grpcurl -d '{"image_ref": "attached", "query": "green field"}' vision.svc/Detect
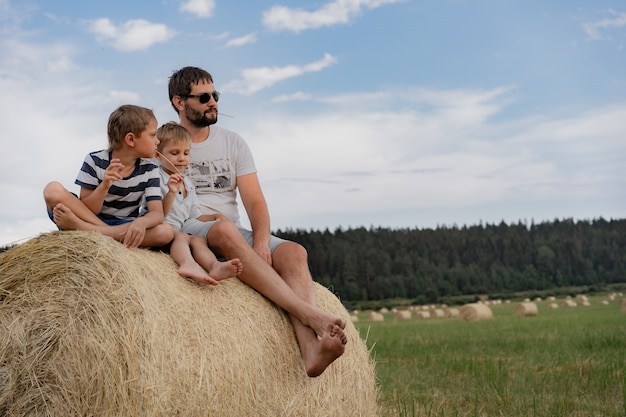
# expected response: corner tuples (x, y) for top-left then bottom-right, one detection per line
(353, 296), (626, 417)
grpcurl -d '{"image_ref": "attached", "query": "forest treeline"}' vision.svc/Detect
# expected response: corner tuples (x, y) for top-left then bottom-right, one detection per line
(275, 217), (626, 306)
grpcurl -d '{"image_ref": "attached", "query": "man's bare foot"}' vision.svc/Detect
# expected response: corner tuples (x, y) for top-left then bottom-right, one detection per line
(207, 258), (243, 281)
(52, 204), (85, 231)
(305, 309), (347, 341)
(303, 329), (347, 377)
(178, 262), (219, 286)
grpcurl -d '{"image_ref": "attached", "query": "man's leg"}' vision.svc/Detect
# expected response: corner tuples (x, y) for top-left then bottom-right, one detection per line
(206, 221), (347, 376)
(272, 242), (347, 377)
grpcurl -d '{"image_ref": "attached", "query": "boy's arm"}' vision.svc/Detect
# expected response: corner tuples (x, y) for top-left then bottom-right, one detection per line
(122, 200), (165, 248)
(79, 158), (124, 214)
(162, 173), (185, 216)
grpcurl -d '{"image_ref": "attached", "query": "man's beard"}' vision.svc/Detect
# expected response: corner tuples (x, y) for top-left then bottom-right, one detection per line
(185, 105), (217, 127)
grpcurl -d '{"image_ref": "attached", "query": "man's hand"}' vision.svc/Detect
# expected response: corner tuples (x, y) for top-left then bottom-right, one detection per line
(253, 241), (272, 265)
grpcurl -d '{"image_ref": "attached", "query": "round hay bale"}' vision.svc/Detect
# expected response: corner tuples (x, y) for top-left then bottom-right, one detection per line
(394, 310), (411, 321)
(514, 302), (538, 317)
(458, 303), (493, 322)
(560, 299), (577, 308)
(0, 231), (378, 417)
(414, 311), (430, 319)
(444, 308), (459, 318)
(367, 311), (384, 322)
(549, 303), (558, 309)
(432, 309), (445, 318)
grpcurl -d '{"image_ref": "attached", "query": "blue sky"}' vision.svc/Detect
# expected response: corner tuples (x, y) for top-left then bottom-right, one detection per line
(1, 0), (625, 246)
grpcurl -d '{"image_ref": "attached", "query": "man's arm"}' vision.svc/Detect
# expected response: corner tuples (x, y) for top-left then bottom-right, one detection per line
(238, 173), (273, 264)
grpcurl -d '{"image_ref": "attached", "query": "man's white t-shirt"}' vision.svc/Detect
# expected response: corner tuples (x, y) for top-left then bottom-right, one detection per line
(187, 125), (256, 227)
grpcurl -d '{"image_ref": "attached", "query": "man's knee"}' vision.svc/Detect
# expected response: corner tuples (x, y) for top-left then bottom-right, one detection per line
(206, 220), (245, 249)
(275, 241), (308, 265)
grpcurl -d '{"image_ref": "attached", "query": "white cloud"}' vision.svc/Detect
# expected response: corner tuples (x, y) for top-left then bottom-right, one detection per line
(223, 54), (337, 95)
(87, 18), (176, 51)
(109, 90), (141, 102)
(225, 32), (257, 48)
(180, 0), (215, 18)
(262, 0), (406, 32)
(237, 88), (626, 229)
(272, 92), (312, 103)
(582, 9), (626, 40)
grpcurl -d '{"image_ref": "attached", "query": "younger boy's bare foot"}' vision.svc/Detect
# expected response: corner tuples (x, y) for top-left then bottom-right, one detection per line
(208, 258), (243, 281)
(178, 262), (219, 286)
(303, 326), (347, 377)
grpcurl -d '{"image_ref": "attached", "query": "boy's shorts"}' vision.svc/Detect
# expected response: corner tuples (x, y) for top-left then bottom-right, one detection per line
(182, 218), (287, 252)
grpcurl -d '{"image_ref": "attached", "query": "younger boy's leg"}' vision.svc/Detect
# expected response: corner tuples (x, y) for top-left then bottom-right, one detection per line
(188, 235), (242, 281)
(170, 231), (219, 285)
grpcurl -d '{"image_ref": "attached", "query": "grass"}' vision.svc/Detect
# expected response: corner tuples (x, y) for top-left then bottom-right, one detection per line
(353, 296), (626, 417)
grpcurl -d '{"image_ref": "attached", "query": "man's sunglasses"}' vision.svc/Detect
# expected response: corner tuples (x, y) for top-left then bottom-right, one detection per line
(182, 91), (220, 104)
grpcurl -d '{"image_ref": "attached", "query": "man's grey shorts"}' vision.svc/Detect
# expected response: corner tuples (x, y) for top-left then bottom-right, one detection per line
(181, 218), (287, 252)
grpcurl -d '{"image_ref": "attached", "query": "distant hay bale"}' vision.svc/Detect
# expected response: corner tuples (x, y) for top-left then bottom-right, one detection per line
(458, 303), (493, 322)
(560, 299), (577, 308)
(0, 231), (378, 417)
(549, 303), (558, 309)
(379, 307), (389, 313)
(514, 302), (538, 317)
(350, 315), (359, 322)
(576, 294), (588, 302)
(547, 296), (556, 301)
(368, 312), (384, 322)
(444, 308), (459, 318)
(394, 310), (411, 321)
(432, 309), (445, 318)
(414, 311), (430, 319)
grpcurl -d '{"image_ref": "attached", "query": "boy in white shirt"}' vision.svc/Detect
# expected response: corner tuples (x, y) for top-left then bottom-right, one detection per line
(156, 122), (242, 285)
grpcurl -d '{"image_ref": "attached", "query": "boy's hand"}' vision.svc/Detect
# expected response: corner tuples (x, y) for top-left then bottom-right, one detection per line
(121, 219), (147, 248)
(167, 173), (185, 194)
(103, 159), (124, 187)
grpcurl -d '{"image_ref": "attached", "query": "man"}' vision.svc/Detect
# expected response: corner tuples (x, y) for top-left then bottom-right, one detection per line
(168, 66), (347, 377)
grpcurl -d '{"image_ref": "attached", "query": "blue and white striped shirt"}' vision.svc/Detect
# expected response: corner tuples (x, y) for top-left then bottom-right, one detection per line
(75, 150), (161, 222)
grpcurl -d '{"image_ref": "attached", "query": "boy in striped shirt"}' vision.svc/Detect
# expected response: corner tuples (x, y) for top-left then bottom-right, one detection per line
(43, 104), (173, 248)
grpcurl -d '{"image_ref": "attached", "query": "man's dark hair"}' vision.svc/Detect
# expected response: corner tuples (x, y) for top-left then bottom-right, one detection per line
(168, 66), (214, 112)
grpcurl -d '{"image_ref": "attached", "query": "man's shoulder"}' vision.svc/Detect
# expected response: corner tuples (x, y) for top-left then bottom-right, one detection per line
(211, 125), (244, 141)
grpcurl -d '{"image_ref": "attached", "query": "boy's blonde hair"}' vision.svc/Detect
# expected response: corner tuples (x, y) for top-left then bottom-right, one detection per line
(107, 105), (156, 150)
(157, 122), (192, 152)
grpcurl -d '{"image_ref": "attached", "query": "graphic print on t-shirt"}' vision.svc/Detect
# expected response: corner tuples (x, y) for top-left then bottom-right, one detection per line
(188, 158), (233, 193)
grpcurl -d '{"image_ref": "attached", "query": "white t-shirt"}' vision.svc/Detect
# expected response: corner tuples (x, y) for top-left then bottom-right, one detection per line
(187, 125), (256, 226)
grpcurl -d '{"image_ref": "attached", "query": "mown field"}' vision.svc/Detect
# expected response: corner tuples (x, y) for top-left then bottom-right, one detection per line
(353, 295), (626, 417)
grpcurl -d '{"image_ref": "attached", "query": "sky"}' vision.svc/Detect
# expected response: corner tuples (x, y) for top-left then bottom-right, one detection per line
(1, 0), (625, 246)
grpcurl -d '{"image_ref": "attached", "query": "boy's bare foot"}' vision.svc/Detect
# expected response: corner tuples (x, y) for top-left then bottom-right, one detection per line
(178, 262), (219, 286)
(52, 203), (86, 231)
(303, 326), (347, 377)
(208, 258), (243, 281)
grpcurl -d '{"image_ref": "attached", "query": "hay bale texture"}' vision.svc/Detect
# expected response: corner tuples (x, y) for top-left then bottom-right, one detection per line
(0, 231), (378, 417)
(458, 303), (493, 322)
(514, 302), (538, 317)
